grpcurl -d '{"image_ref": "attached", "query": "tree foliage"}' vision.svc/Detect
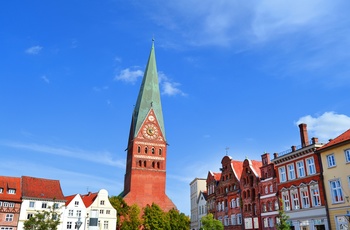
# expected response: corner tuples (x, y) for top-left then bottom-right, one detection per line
(143, 203), (170, 230)
(109, 196), (130, 230)
(276, 199), (290, 230)
(24, 204), (61, 230)
(167, 208), (190, 230)
(201, 213), (224, 230)
(121, 204), (142, 230)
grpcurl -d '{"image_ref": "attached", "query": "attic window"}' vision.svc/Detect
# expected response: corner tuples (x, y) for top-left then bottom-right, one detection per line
(8, 189), (16, 194)
(75, 201), (79, 206)
(100, 200), (105, 205)
(0, 188), (3, 193)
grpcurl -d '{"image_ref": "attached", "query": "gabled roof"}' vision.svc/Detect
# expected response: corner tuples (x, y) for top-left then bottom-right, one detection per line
(197, 190), (208, 203)
(80, 192), (98, 208)
(0, 176), (22, 202)
(132, 41), (165, 140)
(318, 129), (350, 151)
(21, 176), (65, 201)
(250, 160), (263, 177)
(231, 160), (243, 180)
(64, 194), (77, 206)
(213, 172), (221, 181)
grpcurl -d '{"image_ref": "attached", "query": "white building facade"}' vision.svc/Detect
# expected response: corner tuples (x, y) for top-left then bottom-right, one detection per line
(190, 178), (207, 230)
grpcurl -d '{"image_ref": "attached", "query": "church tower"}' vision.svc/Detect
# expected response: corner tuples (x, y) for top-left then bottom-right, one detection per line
(122, 41), (176, 211)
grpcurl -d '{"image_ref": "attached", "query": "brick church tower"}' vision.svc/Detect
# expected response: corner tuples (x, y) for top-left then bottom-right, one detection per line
(122, 41), (176, 211)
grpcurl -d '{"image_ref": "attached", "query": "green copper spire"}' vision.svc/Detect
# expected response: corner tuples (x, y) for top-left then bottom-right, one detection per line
(132, 41), (166, 140)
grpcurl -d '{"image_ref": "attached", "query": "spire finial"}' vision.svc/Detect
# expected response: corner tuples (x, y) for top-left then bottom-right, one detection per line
(225, 147), (230, 156)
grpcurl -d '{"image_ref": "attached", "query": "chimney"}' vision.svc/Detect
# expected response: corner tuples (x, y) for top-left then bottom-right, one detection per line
(299, 123), (309, 147)
(311, 137), (318, 144)
(291, 146), (296, 152)
(273, 153), (278, 159)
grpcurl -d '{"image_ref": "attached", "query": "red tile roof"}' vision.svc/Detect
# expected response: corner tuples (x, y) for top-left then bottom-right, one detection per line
(250, 160), (263, 177)
(0, 176), (22, 202)
(21, 176), (65, 201)
(318, 129), (350, 151)
(64, 194), (77, 206)
(213, 172), (221, 181)
(231, 160), (243, 180)
(80, 192), (98, 208)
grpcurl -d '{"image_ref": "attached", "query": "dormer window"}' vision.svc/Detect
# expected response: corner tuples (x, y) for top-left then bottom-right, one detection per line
(0, 188), (3, 193)
(8, 189), (16, 194)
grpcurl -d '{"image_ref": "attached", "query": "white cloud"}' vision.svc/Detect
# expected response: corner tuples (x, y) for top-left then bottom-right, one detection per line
(296, 112), (350, 141)
(25, 45), (43, 55)
(114, 68), (143, 84)
(158, 71), (186, 96)
(0, 141), (125, 168)
(41, 75), (50, 84)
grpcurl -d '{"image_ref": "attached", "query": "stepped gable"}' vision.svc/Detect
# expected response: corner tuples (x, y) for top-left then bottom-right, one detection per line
(21, 176), (65, 201)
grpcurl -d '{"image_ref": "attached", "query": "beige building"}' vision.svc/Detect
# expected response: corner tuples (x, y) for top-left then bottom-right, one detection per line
(190, 178), (207, 230)
(318, 129), (350, 230)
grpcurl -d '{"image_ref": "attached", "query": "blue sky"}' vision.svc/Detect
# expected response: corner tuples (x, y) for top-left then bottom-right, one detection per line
(1, 0), (350, 215)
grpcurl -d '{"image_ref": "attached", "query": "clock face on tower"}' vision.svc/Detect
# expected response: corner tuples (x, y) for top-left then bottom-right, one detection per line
(142, 124), (158, 139)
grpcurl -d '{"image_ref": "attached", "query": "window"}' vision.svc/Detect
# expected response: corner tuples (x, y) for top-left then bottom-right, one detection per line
(236, 198), (240, 208)
(29, 201), (35, 208)
(279, 167), (286, 182)
(291, 190), (300, 210)
(1, 228), (14, 230)
(327, 154), (336, 167)
(68, 210), (74, 216)
(0, 201), (2, 206)
(75, 201), (79, 206)
(76, 210), (81, 217)
(104, 221), (109, 229)
(265, 186), (268, 194)
(270, 185), (273, 193)
(27, 213), (34, 219)
(264, 218), (269, 228)
(100, 209), (104, 214)
(268, 201), (272, 211)
(5, 214), (14, 222)
(41, 203), (47, 208)
(306, 158), (316, 175)
(237, 214), (242, 225)
(9, 202), (14, 208)
(274, 200), (279, 210)
(106, 210), (111, 214)
(67, 221), (72, 229)
(287, 164), (296, 180)
(345, 149), (350, 163)
(231, 214), (236, 225)
(53, 203), (59, 209)
(100, 200), (105, 205)
(310, 185), (321, 206)
(0, 188), (3, 193)
(262, 203), (266, 212)
(300, 188), (310, 208)
(8, 189), (15, 194)
(269, 218), (274, 227)
(137, 146), (141, 153)
(282, 192), (290, 211)
(231, 199), (236, 208)
(296, 161), (305, 177)
(3, 202), (9, 207)
(330, 179), (344, 203)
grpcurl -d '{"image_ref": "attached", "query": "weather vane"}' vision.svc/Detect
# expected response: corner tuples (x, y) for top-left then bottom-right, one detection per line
(225, 147), (230, 156)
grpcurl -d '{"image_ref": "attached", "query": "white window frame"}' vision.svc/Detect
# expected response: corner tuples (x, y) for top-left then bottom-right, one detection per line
(29, 201), (35, 208)
(8, 189), (15, 194)
(0, 188), (3, 193)
(264, 218), (269, 228)
(306, 157), (316, 175)
(67, 221), (72, 229)
(330, 179), (344, 203)
(282, 191), (290, 211)
(296, 160), (305, 178)
(270, 184), (273, 193)
(68, 210), (73, 216)
(345, 149), (350, 163)
(300, 187), (310, 208)
(327, 154), (336, 168)
(291, 189), (300, 210)
(237, 213), (242, 225)
(5, 214), (14, 222)
(231, 214), (236, 225)
(310, 185), (321, 206)
(288, 164), (296, 180)
(279, 166), (287, 182)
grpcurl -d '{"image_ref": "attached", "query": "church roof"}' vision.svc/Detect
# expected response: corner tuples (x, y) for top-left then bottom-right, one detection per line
(132, 41), (165, 140)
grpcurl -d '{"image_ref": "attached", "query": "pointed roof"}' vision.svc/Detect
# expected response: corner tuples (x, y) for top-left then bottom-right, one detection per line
(132, 41), (165, 139)
(231, 160), (243, 180)
(0, 176), (22, 202)
(80, 192), (98, 208)
(318, 129), (350, 151)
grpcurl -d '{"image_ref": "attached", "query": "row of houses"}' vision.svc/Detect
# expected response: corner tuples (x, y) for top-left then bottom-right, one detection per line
(190, 124), (350, 230)
(0, 176), (116, 230)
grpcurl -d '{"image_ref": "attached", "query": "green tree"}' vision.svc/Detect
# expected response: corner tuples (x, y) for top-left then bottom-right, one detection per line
(276, 200), (290, 230)
(201, 213), (224, 230)
(121, 204), (142, 230)
(24, 203), (61, 230)
(167, 208), (190, 230)
(109, 196), (130, 230)
(142, 203), (170, 230)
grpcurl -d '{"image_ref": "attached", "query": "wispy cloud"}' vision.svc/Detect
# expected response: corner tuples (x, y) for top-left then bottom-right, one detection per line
(25, 45), (43, 55)
(41, 75), (50, 84)
(114, 67), (144, 84)
(158, 72), (186, 96)
(296, 112), (350, 141)
(0, 141), (125, 168)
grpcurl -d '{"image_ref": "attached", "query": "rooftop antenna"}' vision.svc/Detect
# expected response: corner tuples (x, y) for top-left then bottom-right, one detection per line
(225, 147), (230, 156)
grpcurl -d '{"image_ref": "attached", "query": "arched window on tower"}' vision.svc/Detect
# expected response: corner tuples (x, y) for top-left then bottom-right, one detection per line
(144, 161), (146, 167)
(157, 162), (160, 169)
(159, 148), (162, 155)
(138, 160), (142, 167)
(152, 147), (155, 154)
(137, 146), (141, 153)
(152, 162), (155, 168)
(145, 147), (148, 154)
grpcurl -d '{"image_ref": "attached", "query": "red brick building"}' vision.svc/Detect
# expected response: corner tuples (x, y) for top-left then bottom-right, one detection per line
(122, 42), (176, 211)
(259, 153), (279, 230)
(240, 158), (262, 229)
(215, 156), (243, 229)
(206, 171), (221, 216)
(0, 176), (21, 230)
(271, 124), (328, 230)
